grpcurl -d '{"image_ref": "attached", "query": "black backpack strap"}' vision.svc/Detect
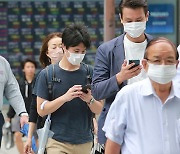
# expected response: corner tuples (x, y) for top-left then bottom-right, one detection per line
(45, 64), (55, 101)
(81, 63), (96, 141)
(81, 62), (92, 84)
(37, 65), (55, 129)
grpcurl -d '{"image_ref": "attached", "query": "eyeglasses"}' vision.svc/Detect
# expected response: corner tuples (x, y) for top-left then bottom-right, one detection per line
(146, 58), (176, 65)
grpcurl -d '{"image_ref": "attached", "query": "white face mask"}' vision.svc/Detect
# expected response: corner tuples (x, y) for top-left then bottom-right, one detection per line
(147, 63), (177, 84)
(66, 51), (85, 65)
(123, 21), (146, 38)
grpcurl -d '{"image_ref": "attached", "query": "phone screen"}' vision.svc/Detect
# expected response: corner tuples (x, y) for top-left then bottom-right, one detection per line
(129, 60), (140, 69)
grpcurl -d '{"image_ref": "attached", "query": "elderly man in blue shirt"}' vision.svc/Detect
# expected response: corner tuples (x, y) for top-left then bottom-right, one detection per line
(103, 37), (180, 154)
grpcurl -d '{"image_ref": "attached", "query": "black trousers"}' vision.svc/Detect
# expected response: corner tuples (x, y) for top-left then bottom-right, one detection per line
(0, 112), (5, 147)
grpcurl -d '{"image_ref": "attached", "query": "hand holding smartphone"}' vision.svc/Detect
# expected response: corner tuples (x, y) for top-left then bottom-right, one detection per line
(81, 84), (91, 94)
(128, 60), (140, 69)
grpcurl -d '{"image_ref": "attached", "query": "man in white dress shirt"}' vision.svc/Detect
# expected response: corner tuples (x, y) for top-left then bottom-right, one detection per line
(173, 45), (180, 84)
(103, 37), (180, 154)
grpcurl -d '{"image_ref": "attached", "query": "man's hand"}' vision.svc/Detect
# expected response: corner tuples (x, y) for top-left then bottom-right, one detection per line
(79, 89), (92, 103)
(62, 85), (83, 102)
(116, 60), (142, 84)
(20, 115), (28, 128)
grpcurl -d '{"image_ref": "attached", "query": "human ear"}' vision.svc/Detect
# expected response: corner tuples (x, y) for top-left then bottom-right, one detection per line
(119, 13), (123, 23)
(176, 60), (179, 68)
(61, 44), (68, 52)
(146, 11), (149, 21)
(142, 59), (148, 72)
(46, 50), (49, 56)
(62, 43), (65, 49)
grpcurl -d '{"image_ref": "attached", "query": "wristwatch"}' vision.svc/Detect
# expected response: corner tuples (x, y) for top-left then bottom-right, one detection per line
(88, 97), (95, 105)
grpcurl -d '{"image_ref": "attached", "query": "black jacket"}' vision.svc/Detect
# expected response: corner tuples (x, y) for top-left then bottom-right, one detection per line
(7, 76), (36, 118)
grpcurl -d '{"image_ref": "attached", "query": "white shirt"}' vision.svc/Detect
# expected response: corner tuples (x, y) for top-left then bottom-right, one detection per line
(173, 45), (180, 85)
(103, 78), (180, 154)
(124, 35), (147, 85)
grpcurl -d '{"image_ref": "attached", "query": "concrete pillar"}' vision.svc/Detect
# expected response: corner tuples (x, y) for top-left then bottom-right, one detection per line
(104, 0), (115, 42)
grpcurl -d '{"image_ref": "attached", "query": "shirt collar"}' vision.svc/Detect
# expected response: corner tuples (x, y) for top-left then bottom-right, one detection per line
(141, 78), (154, 96)
(141, 78), (180, 99)
(172, 81), (180, 99)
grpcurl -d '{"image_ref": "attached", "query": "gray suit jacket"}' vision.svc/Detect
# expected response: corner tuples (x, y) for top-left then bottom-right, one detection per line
(92, 33), (153, 144)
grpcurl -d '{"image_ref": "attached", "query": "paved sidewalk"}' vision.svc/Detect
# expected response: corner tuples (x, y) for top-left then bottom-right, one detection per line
(1, 105), (19, 154)
(1, 137), (19, 154)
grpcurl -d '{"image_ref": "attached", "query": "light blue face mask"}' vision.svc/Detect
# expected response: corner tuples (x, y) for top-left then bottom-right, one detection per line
(147, 63), (177, 84)
(66, 50), (85, 65)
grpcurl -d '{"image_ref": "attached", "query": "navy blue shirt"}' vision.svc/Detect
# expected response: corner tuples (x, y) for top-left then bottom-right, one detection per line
(29, 73), (41, 126)
(35, 63), (93, 144)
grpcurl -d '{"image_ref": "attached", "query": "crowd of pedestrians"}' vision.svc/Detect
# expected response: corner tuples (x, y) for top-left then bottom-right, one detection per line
(0, 0), (180, 154)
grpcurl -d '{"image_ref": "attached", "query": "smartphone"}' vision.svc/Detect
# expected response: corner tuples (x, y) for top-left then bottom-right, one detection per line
(81, 84), (91, 94)
(129, 60), (140, 69)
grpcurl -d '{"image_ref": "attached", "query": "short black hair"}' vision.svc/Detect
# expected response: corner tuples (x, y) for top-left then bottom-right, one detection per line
(119, 0), (148, 17)
(62, 23), (91, 49)
(21, 59), (37, 69)
(144, 37), (179, 60)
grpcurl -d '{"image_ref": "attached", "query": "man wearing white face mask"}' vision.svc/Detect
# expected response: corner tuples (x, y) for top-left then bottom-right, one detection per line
(92, 0), (153, 146)
(34, 23), (103, 154)
(123, 20), (146, 39)
(103, 37), (180, 154)
(66, 50), (85, 66)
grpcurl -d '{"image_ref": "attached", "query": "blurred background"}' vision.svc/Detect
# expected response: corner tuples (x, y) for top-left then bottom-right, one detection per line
(0, 0), (179, 79)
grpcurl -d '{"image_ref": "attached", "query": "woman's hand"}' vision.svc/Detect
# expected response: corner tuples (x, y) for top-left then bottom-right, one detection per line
(24, 138), (33, 154)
